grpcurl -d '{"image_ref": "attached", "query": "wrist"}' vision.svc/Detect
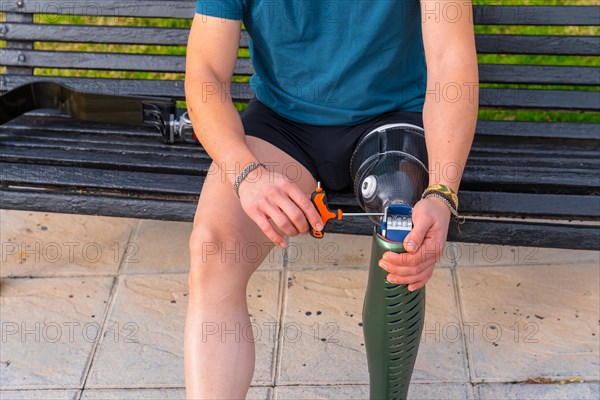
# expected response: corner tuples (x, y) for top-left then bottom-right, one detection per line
(218, 144), (260, 186)
(424, 195), (452, 218)
(234, 162), (267, 198)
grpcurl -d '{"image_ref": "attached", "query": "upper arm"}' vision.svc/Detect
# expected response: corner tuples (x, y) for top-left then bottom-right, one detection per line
(420, 0), (477, 71)
(185, 10), (242, 83)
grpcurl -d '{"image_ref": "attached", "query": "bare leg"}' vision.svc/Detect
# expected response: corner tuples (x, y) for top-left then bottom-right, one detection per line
(184, 136), (316, 400)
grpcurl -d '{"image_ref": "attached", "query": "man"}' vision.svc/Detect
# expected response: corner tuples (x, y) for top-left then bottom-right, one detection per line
(184, 1), (478, 398)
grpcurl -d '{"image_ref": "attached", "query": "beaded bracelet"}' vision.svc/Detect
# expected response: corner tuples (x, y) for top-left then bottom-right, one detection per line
(233, 162), (266, 199)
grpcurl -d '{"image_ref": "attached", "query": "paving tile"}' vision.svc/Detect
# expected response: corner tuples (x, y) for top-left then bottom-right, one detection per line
(248, 271), (282, 385)
(286, 233), (372, 269)
(278, 270), (368, 384)
(286, 233), (456, 270)
(274, 385), (369, 399)
(409, 383), (473, 399)
(278, 267), (466, 384)
(453, 241), (600, 268)
(87, 271), (280, 387)
(413, 268), (468, 382)
(121, 220), (192, 274)
(0, 210), (136, 278)
(279, 269), (373, 384)
(123, 219), (283, 274)
(457, 264), (600, 382)
(274, 383), (471, 400)
(437, 241), (459, 268)
(475, 382), (599, 400)
(0, 277), (114, 389)
(81, 386), (271, 399)
(0, 390), (80, 400)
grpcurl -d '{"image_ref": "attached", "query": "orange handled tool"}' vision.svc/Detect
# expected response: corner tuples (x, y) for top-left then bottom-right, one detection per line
(310, 182), (342, 238)
(310, 182), (383, 238)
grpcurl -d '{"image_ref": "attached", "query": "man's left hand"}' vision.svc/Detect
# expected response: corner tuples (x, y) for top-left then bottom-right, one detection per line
(378, 196), (451, 291)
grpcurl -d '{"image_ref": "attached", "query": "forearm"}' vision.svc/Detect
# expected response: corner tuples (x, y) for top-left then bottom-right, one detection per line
(422, 57), (479, 194)
(185, 69), (258, 185)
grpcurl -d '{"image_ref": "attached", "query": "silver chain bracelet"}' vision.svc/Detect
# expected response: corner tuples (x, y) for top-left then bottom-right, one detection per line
(233, 162), (266, 198)
(421, 191), (460, 220)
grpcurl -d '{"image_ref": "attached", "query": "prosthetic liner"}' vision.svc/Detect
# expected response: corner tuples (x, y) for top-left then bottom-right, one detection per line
(350, 123), (429, 400)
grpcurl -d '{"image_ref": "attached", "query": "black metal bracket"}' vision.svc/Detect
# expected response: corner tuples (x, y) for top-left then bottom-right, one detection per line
(0, 81), (195, 144)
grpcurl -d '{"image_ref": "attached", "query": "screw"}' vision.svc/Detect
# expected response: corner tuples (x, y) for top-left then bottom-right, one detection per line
(16, 0), (25, 9)
(18, 53), (26, 62)
(0, 26), (7, 36)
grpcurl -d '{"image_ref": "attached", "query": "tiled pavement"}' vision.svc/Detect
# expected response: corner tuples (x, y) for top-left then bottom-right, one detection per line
(1, 210), (599, 400)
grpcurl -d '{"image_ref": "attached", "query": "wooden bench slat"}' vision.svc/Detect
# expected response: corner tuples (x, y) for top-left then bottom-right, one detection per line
(0, 162), (202, 195)
(1, 75), (189, 98)
(0, 145), (212, 174)
(2, 163), (598, 221)
(3, 48), (598, 87)
(5, 4), (596, 26)
(459, 191), (600, 219)
(479, 88), (599, 111)
(1, 23), (192, 46)
(0, 49), (254, 74)
(4, 22), (595, 57)
(0, 132), (207, 159)
(2, 108), (598, 143)
(1, 146), (596, 192)
(0, 23), (251, 47)
(1, 189), (597, 250)
(476, 35), (600, 56)
(5, 137), (595, 178)
(473, 6), (599, 26)
(475, 120), (600, 141)
(2, 0), (196, 19)
(1, 49), (187, 73)
(3, 75), (598, 111)
(480, 65), (599, 86)
(2, 119), (597, 190)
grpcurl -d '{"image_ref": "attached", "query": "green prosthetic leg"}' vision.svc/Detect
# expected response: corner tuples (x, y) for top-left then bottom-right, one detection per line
(362, 232), (426, 400)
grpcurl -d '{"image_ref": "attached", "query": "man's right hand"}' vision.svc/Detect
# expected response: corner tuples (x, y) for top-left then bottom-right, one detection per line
(238, 166), (323, 248)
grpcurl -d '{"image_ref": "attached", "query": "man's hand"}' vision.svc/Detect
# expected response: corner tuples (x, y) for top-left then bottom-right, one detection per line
(378, 197), (451, 291)
(238, 166), (323, 248)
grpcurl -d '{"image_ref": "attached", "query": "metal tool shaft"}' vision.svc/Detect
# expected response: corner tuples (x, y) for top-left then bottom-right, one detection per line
(343, 213), (384, 217)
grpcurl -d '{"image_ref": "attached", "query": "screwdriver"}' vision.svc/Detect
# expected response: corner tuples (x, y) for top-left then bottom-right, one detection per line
(310, 182), (383, 238)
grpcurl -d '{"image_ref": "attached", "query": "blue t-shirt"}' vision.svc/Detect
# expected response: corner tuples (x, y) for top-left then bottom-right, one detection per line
(195, 0), (426, 126)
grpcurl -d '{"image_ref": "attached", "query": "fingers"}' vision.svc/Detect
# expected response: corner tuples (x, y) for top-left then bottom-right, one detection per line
(286, 183), (323, 232)
(263, 202), (300, 237)
(382, 238), (443, 267)
(379, 235), (446, 291)
(245, 180), (315, 245)
(254, 213), (287, 248)
(402, 216), (431, 254)
(277, 199), (310, 234)
(381, 260), (435, 286)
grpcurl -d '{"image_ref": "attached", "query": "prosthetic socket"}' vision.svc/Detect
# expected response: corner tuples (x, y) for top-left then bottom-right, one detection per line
(350, 123), (429, 400)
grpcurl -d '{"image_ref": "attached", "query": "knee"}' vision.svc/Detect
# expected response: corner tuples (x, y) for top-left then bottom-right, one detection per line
(187, 225), (259, 295)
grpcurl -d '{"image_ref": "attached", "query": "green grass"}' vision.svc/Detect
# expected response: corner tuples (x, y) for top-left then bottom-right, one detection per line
(1, 1), (598, 121)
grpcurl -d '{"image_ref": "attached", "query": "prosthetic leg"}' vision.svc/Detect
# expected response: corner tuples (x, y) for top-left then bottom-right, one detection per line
(350, 123), (429, 400)
(0, 81), (195, 143)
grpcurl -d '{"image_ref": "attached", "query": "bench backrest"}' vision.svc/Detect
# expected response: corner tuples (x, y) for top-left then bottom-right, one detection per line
(2, 2), (598, 116)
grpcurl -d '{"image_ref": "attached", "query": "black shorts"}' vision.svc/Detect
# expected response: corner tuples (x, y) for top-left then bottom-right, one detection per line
(241, 97), (423, 191)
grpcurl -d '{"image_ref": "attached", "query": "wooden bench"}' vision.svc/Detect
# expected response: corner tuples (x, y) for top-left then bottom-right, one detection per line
(1, 1), (599, 250)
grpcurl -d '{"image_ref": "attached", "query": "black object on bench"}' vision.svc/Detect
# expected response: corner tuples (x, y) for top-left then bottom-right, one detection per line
(1, 2), (599, 250)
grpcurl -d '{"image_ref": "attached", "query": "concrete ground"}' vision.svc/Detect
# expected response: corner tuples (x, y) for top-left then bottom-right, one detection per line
(1, 209), (599, 400)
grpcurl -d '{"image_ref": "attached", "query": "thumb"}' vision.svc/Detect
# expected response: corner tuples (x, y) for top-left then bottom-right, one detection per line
(403, 219), (429, 254)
